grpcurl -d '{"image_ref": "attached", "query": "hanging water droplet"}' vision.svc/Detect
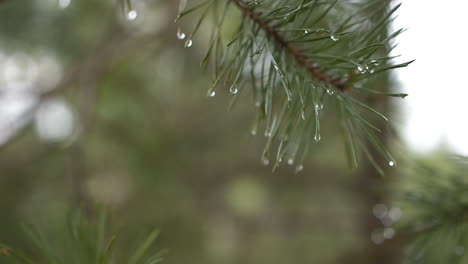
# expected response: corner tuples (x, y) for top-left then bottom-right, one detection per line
(177, 28), (186, 40)
(230, 84), (238, 94)
(127, 10), (138, 21)
(207, 90), (216, 97)
(262, 157), (270, 166)
(357, 64), (369, 74)
(370, 69), (375, 74)
(251, 128), (257, 136)
(314, 133), (321, 142)
(185, 39), (193, 48)
(326, 89), (334, 95)
(287, 158), (294, 165)
(389, 161), (395, 167)
(295, 164), (304, 173)
(330, 33), (339, 41)
(370, 59), (382, 66)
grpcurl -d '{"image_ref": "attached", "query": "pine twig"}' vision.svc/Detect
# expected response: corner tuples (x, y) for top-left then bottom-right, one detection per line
(231, 0), (351, 92)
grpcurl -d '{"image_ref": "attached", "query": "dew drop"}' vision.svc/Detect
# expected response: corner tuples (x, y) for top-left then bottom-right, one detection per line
(177, 28), (186, 40)
(287, 158), (294, 165)
(295, 164), (304, 173)
(262, 158), (270, 166)
(330, 33), (339, 41)
(185, 39), (193, 48)
(357, 65), (369, 74)
(251, 128), (257, 136)
(314, 133), (321, 142)
(389, 161), (395, 167)
(255, 101), (261, 108)
(315, 104), (323, 110)
(127, 10), (138, 21)
(326, 89), (334, 95)
(207, 90), (216, 97)
(370, 59), (382, 66)
(230, 85), (238, 94)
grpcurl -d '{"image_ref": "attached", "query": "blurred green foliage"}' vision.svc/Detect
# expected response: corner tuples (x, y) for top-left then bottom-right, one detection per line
(0, 0), (437, 264)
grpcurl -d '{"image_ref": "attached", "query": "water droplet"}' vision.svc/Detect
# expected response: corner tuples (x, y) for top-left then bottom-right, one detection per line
(304, 29), (311, 34)
(251, 128), (257, 136)
(383, 227), (395, 239)
(370, 69), (375, 74)
(230, 85), (238, 94)
(326, 89), (334, 95)
(370, 59), (382, 66)
(357, 65), (369, 74)
(127, 10), (138, 21)
(262, 157), (270, 166)
(185, 39), (193, 48)
(255, 101), (261, 108)
(314, 133), (321, 142)
(389, 161), (395, 167)
(177, 28), (186, 40)
(207, 90), (216, 97)
(287, 159), (294, 165)
(295, 164), (304, 173)
(315, 104), (323, 110)
(301, 110), (306, 120)
(330, 33), (339, 41)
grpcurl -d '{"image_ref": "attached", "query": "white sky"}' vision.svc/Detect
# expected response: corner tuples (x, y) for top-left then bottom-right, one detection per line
(393, 0), (468, 155)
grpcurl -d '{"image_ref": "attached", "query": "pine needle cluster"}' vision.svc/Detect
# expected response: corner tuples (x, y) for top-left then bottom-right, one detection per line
(176, 0), (413, 171)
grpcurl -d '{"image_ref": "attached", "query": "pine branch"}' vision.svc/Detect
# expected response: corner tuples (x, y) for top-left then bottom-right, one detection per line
(231, 0), (350, 92)
(176, 0), (412, 171)
(393, 157), (468, 264)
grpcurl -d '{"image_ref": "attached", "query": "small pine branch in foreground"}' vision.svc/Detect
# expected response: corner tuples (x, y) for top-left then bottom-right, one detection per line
(174, 0), (413, 171)
(0, 211), (166, 264)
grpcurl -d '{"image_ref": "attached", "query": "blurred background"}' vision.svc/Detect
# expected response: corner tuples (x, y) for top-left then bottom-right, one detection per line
(0, 0), (465, 264)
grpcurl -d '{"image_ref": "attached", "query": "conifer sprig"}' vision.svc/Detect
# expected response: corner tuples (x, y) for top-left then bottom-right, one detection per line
(396, 157), (468, 264)
(176, 0), (413, 171)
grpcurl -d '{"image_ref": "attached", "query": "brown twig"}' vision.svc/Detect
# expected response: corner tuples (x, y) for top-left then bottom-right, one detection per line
(231, 0), (351, 92)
